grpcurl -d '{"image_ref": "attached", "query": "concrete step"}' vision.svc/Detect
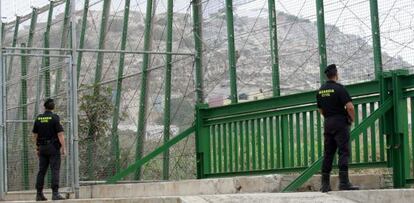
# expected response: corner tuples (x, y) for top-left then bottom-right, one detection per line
(3, 174), (388, 201)
(78, 174), (386, 199)
(6, 190), (414, 203)
(1, 192), (356, 203)
(4, 189), (73, 201)
(331, 189), (414, 203)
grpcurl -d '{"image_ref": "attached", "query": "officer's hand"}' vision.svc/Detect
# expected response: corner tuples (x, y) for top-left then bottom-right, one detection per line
(61, 148), (67, 157)
(36, 149), (39, 157)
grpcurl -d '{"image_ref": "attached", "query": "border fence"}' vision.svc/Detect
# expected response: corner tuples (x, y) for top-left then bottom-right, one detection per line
(1, 0), (414, 200)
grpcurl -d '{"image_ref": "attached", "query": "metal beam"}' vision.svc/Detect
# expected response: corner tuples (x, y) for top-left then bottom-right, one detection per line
(192, 0), (204, 103)
(202, 80), (379, 119)
(7, 17), (20, 81)
(27, 9), (38, 50)
(111, 0), (131, 175)
(93, 0), (111, 85)
(268, 0), (280, 96)
(55, 0), (71, 96)
(163, 0), (173, 180)
(225, 0), (238, 103)
(3, 47), (193, 55)
(315, 0), (327, 84)
(44, 1), (54, 98)
(76, 0), (89, 83)
(135, 0), (155, 180)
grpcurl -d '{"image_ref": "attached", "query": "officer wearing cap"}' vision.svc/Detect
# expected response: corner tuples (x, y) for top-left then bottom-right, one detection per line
(32, 99), (66, 201)
(316, 64), (359, 192)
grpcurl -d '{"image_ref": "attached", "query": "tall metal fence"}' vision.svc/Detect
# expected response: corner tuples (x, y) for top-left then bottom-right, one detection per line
(1, 0), (414, 195)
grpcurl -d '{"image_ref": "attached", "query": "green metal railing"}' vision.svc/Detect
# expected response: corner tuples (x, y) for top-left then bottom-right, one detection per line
(196, 82), (381, 178)
(195, 71), (414, 190)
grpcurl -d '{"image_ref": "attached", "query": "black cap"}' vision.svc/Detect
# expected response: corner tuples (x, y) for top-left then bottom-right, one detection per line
(44, 98), (55, 110)
(324, 64), (337, 76)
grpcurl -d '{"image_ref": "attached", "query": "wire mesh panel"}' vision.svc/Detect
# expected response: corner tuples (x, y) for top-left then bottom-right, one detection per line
(74, 0), (197, 182)
(2, 52), (73, 192)
(377, 0), (414, 73)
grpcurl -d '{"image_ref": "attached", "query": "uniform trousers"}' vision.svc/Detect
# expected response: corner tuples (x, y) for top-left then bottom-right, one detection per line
(35, 142), (61, 192)
(321, 116), (350, 174)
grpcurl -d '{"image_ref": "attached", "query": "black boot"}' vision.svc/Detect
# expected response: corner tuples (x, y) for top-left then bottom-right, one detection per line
(338, 171), (359, 190)
(320, 173), (331, 193)
(52, 191), (66, 200)
(36, 190), (47, 201)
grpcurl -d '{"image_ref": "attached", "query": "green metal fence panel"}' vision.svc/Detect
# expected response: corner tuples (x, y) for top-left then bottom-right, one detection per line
(362, 104), (369, 163)
(317, 112), (322, 158)
(245, 120), (250, 171)
(270, 117), (275, 169)
(355, 104), (361, 163)
(223, 123), (228, 172)
(257, 119), (262, 170)
(228, 122), (234, 172)
(370, 103), (377, 163)
(195, 78), (414, 178)
(295, 113), (301, 167)
(303, 112), (308, 166)
(239, 121), (245, 171)
(218, 124), (223, 172)
(310, 111), (315, 163)
(234, 122), (239, 172)
(289, 114), (294, 167)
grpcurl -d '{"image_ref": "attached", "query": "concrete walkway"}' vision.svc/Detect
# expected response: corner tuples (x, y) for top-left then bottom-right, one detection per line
(5, 190), (414, 203)
(2, 174), (396, 202)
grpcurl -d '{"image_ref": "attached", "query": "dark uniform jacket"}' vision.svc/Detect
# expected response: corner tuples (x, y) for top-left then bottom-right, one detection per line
(316, 80), (352, 119)
(32, 111), (64, 147)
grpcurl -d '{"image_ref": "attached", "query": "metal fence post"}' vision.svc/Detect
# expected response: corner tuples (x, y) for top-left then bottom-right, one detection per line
(369, 0), (383, 80)
(42, 1), (54, 98)
(76, 0), (89, 83)
(55, 0), (71, 96)
(192, 0), (204, 104)
(7, 17), (19, 81)
(225, 0), (238, 103)
(0, 59), (5, 201)
(163, 0), (173, 180)
(389, 70), (409, 188)
(111, 0), (131, 175)
(315, 0), (327, 84)
(135, 0), (155, 180)
(0, 3), (6, 198)
(19, 43), (29, 190)
(268, 0), (280, 97)
(69, 0), (80, 198)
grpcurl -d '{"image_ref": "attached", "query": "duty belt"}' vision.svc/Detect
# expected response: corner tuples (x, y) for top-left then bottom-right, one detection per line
(37, 139), (55, 145)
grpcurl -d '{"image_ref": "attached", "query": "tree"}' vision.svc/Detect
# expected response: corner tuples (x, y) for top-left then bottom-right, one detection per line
(78, 85), (114, 180)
